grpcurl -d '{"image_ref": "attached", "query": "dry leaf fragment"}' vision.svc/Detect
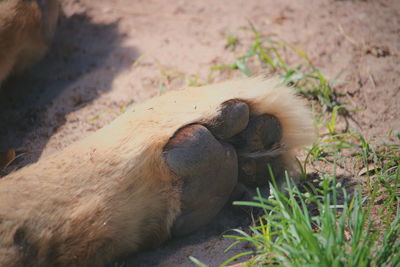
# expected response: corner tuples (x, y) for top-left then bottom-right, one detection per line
(358, 163), (381, 176)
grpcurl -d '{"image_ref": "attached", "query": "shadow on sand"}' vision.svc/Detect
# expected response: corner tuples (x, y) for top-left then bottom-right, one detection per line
(124, 205), (254, 267)
(0, 11), (138, 175)
(123, 173), (356, 266)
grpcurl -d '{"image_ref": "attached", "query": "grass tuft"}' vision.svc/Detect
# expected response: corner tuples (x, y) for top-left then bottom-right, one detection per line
(169, 23), (399, 267)
(222, 174), (399, 267)
(211, 23), (346, 113)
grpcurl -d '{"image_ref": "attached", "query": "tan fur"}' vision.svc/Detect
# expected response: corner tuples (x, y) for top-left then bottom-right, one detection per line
(0, 77), (315, 266)
(0, 0), (59, 84)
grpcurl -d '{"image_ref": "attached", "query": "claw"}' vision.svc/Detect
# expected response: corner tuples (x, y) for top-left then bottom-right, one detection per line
(238, 143), (287, 159)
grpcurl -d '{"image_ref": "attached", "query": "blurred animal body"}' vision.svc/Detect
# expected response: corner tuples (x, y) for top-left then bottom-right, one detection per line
(0, 0), (59, 84)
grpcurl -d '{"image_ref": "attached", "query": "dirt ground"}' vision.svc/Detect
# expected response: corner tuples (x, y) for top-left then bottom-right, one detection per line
(0, 0), (399, 266)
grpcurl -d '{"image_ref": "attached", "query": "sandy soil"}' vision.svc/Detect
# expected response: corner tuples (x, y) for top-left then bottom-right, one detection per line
(0, 0), (399, 266)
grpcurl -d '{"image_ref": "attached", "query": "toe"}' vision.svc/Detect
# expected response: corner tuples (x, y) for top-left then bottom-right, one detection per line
(232, 114), (282, 151)
(205, 99), (250, 140)
(230, 114), (285, 187)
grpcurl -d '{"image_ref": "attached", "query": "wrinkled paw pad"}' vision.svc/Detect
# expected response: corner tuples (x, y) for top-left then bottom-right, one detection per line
(163, 99), (284, 236)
